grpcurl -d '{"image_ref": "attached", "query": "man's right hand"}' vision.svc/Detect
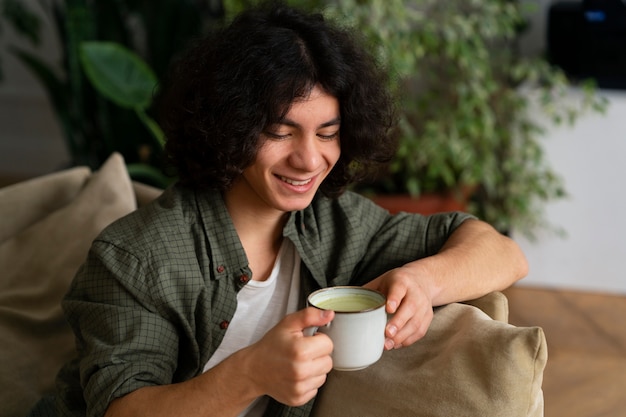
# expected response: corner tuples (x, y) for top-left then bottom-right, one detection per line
(243, 307), (335, 406)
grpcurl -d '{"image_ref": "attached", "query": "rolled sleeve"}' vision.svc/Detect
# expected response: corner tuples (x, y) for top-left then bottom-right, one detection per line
(351, 209), (475, 285)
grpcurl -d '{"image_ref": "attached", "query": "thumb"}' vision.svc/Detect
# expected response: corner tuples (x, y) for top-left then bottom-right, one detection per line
(283, 307), (334, 334)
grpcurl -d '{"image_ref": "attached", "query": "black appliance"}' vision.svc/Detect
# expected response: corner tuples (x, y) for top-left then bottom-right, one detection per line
(548, 0), (626, 89)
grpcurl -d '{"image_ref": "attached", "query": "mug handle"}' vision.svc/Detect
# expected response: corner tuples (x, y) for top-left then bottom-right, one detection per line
(302, 326), (318, 337)
(303, 322), (331, 337)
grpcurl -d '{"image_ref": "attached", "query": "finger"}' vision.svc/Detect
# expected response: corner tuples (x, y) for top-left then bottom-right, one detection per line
(384, 280), (408, 314)
(282, 307), (335, 334)
(288, 309), (335, 356)
(299, 331), (334, 359)
(391, 304), (433, 348)
(384, 291), (429, 348)
(307, 350), (334, 377)
(287, 373), (329, 407)
(385, 291), (417, 339)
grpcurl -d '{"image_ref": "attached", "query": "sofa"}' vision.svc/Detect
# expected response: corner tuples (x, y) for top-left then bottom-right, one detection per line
(0, 152), (547, 417)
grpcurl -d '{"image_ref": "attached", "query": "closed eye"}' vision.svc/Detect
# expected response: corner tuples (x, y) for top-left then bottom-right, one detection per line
(318, 131), (339, 140)
(263, 131), (291, 140)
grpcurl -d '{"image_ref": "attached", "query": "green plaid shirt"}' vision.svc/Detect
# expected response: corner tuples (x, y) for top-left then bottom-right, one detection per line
(54, 185), (472, 417)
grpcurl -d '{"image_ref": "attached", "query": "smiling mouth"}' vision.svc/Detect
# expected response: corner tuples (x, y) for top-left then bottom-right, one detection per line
(279, 175), (313, 186)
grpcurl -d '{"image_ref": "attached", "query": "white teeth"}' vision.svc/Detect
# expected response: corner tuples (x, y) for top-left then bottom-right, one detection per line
(280, 176), (311, 186)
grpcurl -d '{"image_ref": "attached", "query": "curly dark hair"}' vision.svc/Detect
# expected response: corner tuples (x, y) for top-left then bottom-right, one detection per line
(156, 1), (397, 197)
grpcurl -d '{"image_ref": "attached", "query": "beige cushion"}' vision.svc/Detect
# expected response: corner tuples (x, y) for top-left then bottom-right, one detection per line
(311, 301), (547, 417)
(0, 166), (91, 244)
(463, 290), (509, 323)
(0, 153), (138, 417)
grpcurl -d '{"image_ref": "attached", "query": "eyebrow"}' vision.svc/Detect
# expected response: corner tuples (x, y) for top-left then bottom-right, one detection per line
(277, 116), (341, 129)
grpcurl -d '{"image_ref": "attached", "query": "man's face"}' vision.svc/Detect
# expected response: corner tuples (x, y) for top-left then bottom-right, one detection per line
(229, 85), (341, 215)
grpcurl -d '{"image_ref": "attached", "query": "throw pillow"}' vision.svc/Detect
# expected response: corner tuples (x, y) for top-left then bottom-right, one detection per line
(0, 153), (136, 417)
(0, 166), (91, 244)
(311, 302), (547, 417)
(463, 291), (509, 323)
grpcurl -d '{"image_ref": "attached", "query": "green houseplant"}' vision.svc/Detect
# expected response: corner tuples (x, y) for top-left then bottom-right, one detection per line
(312, 0), (607, 236)
(78, 40), (165, 182)
(0, 0), (224, 186)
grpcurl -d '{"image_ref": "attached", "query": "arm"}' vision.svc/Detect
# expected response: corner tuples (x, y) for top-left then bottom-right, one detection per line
(364, 218), (528, 349)
(416, 218), (528, 305)
(105, 308), (335, 417)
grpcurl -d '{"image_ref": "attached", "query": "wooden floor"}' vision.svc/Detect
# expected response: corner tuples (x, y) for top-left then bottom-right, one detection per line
(503, 286), (626, 417)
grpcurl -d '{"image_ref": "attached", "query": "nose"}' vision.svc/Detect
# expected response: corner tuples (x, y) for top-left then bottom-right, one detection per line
(289, 135), (321, 171)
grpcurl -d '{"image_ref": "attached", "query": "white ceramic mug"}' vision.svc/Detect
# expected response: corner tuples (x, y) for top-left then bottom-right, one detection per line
(306, 286), (387, 371)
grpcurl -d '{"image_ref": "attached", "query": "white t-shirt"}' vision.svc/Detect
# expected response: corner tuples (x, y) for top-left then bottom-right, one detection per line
(203, 239), (301, 416)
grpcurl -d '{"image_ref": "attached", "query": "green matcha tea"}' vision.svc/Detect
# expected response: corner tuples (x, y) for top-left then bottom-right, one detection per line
(315, 294), (382, 312)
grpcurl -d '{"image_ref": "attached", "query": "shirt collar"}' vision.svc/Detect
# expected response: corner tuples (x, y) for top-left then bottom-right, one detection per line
(193, 187), (328, 288)
(283, 196), (328, 289)
(194, 189), (250, 281)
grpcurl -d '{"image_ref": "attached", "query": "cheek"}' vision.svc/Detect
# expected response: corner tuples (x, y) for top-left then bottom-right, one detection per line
(328, 142), (341, 167)
(250, 144), (280, 172)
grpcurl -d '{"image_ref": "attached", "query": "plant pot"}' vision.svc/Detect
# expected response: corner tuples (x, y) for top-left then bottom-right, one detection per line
(369, 190), (469, 216)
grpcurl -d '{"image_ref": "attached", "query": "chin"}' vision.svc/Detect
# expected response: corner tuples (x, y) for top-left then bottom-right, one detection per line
(276, 195), (316, 212)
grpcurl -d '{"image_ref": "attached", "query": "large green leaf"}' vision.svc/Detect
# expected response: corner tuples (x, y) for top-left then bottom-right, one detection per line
(79, 41), (158, 109)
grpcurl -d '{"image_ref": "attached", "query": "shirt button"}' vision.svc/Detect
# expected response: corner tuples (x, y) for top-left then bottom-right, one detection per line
(220, 320), (229, 330)
(216, 265), (225, 273)
(239, 274), (250, 284)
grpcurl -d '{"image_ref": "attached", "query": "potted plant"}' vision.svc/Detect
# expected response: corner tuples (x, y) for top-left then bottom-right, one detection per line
(314, 0), (607, 237)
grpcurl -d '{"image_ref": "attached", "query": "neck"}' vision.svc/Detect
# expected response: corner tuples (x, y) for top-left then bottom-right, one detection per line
(223, 187), (288, 281)
(224, 188), (288, 244)
(232, 209), (286, 251)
